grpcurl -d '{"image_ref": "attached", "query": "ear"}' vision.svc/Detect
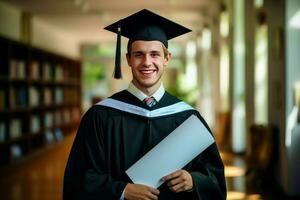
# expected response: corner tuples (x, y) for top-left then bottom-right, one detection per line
(126, 53), (131, 67)
(164, 52), (172, 66)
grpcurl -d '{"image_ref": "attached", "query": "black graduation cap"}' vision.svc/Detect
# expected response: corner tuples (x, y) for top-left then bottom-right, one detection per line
(104, 9), (191, 79)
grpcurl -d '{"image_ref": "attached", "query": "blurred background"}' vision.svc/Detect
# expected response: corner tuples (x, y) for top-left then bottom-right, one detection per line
(0, 0), (300, 199)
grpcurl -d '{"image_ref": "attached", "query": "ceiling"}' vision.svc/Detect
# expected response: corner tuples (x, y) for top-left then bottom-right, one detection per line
(4, 0), (220, 44)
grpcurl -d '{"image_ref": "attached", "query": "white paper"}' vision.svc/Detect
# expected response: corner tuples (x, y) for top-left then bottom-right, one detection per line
(125, 114), (215, 188)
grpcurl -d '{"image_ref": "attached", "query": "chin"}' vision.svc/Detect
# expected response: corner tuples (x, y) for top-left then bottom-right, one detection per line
(141, 82), (156, 88)
(138, 80), (157, 88)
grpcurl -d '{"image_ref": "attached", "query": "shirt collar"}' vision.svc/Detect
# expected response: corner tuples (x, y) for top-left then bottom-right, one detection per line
(127, 82), (165, 102)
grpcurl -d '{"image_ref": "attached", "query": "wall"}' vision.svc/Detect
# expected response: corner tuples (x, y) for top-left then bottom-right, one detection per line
(0, 1), (21, 41)
(32, 17), (79, 58)
(0, 1), (79, 58)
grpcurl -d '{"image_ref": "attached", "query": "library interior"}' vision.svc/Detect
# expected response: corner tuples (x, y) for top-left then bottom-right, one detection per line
(0, 0), (300, 200)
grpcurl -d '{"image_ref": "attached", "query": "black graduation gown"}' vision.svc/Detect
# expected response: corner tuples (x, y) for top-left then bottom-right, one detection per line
(63, 90), (226, 200)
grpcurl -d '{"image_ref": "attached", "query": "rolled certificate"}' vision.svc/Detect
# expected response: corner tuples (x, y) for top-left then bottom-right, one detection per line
(126, 114), (215, 188)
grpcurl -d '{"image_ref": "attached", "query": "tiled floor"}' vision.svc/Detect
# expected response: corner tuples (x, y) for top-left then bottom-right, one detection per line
(0, 133), (298, 200)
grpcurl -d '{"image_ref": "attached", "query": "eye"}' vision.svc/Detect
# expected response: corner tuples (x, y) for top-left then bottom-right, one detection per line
(151, 52), (161, 57)
(133, 52), (143, 57)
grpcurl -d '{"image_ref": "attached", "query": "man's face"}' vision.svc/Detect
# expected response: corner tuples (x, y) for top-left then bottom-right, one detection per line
(126, 40), (171, 92)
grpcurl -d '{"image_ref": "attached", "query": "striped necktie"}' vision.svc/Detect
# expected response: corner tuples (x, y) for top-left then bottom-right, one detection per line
(143, 97), (157, 107)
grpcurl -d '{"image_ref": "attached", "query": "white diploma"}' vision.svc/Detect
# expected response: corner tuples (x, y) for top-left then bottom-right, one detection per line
(125, 114), (215, 188)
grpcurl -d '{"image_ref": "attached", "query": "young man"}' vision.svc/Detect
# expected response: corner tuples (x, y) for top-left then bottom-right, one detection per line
(63, 9), (226, 200)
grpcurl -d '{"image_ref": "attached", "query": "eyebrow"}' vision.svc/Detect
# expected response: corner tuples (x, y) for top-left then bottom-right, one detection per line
(131, 50), (161, 55)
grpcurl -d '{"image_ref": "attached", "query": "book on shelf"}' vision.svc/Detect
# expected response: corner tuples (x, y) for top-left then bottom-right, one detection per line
(9, 59), (26, 79)
(45, 130), (55, 144)
(9, 87), (16, 109)
(10, 87), (28, 108)
(29, 86), (40, 107)
(0, 121), (6, 142)
(29, 61), (40, 80)
(17, 87), (27, 108)
(43, 62), (52, 80)
(54, 110), (62, 126)
(63, 109), (71, 124)
(10, 118), (22, 139)
(44, 112), (53, 128)
(18, 60), (26, 79)
(30, 115), (41, 134)
(44, 87), (52, 106)
(54, 87), (63, 104)
(10, 144), (23, 160)
(54, 65), (63, 81)
(54, 128), (64, 141)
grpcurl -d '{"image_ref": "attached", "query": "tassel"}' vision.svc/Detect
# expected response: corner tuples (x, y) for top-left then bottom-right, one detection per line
(114, 21), (122, 79)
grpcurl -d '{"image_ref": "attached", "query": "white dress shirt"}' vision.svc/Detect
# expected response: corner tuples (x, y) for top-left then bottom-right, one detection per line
(127, 82), (165, 102)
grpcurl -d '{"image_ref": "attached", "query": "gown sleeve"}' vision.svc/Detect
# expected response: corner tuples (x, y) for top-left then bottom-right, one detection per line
(63, 108), (127, 200)
(187, 113), (227, 200)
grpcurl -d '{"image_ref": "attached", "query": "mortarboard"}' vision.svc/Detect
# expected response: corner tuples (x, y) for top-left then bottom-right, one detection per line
(104, 9), (191, 79)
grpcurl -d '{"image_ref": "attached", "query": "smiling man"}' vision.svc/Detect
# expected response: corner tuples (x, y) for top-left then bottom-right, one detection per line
(63, 9), (226, 200)
(127, 40), (168, 96)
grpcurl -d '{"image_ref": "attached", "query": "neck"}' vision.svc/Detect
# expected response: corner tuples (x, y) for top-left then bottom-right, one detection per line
(133, 81), (161, 96)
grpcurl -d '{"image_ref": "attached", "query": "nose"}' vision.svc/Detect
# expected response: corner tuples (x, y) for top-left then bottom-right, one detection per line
(142, 54), (152, 67)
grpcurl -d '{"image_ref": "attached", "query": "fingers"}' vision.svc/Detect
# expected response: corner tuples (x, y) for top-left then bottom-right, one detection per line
(161, 170), (182, 182)
(147, 191), (159, 200)
(124, 183), (160, 200)
(143, 186), (160, 200)
(161, 170), (194, 193)
(166, 175), (183, 187)
(167, 178), (189, 193)
(169, 181), (193, 193)
(148, 187), (160, 196)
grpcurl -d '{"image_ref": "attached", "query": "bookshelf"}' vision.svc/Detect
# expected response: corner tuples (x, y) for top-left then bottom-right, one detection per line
(0, 36), (82, 167)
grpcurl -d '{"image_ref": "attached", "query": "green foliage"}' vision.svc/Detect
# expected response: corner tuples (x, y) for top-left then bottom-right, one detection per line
(83, 62), (105, 87)
(166, 81), (196, 107)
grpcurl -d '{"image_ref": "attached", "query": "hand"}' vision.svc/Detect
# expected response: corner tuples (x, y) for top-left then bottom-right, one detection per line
(124, 183), (160, 200)
(161, 169), (194, 193)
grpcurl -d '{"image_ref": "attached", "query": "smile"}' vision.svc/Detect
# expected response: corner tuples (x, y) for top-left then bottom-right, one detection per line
(140, 69), (156, 75)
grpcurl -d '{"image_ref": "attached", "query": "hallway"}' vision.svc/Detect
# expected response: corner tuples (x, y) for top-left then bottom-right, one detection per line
(1, 0), (300, 199)
(0, 133), (291, 200)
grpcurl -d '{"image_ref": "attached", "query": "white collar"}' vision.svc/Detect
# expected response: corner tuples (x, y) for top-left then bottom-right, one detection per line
(97, 98), (194, 118)
(127, 82), (165, 102)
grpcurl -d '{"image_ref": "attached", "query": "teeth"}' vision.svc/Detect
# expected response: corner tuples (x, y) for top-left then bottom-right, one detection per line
(141, 70), (155, 74)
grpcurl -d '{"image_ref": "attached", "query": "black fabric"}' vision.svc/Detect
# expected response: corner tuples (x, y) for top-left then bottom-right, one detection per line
(63, 90), (226, 200)
(113, 21), (122, 79)
(104, 9), (191, 48)
(128, 25), (168, 49)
